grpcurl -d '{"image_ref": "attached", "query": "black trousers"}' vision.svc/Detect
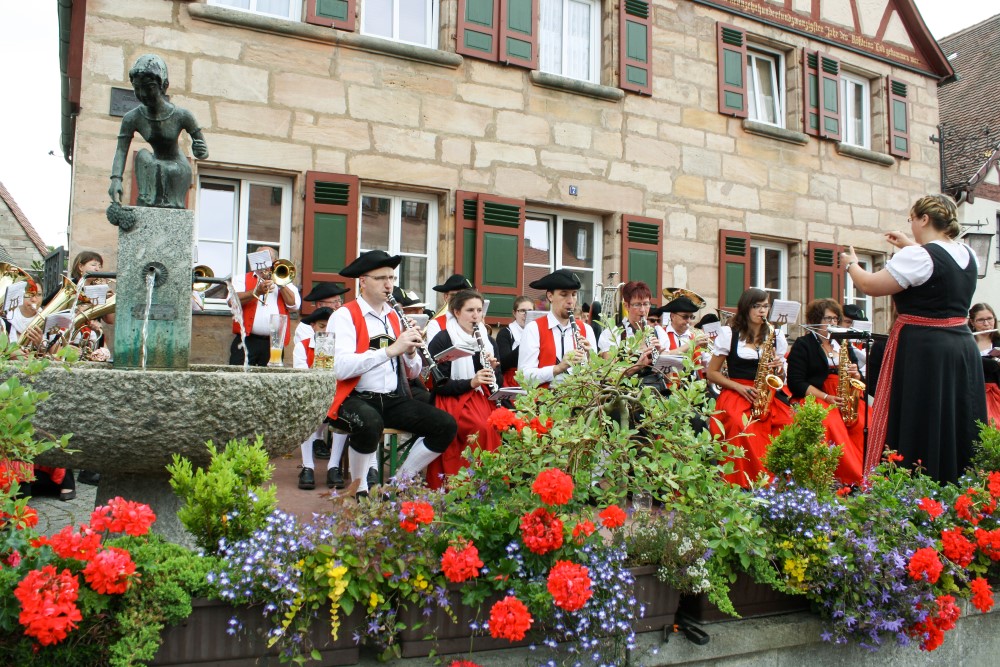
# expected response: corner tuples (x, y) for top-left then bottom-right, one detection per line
(229, 334), (270, 366)
(330, 391), (457, 455)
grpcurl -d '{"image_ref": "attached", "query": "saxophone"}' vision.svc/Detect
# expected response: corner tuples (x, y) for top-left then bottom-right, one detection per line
(836, 341), (866, 426)
(750, 322), (784, 419)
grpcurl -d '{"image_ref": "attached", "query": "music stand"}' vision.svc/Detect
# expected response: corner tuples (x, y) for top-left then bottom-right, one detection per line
(826, 328), (889, 469)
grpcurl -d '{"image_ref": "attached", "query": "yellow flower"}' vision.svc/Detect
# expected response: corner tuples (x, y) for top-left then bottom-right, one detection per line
(413, 574), (429, 591)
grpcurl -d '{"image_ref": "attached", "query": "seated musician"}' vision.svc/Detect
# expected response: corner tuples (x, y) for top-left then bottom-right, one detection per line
(518, 269), (596, 387)
(660, 294), (710, 358)
(496, 295), (533, 387)
(425, 274), (475, 342)
(230, 246), (301, 367)
(326, 250), (457, 498)
(7, 279), (43, 347)
(786, 299), (865, 485)
(597, 281), (660, 357)
(706, 288), (793, 487)
(293, 307), (340, 491)
(294, 282), (348, 345)
(426, 289), (502, 489)
(971, 303), (1000, 427)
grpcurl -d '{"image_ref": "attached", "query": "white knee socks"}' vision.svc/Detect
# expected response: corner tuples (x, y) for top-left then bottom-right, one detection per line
(398, 438), (439, 477)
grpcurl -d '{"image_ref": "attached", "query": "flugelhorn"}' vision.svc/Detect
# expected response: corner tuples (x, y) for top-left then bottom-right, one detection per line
(662, 287), (707, 309)
(192, 265), (215, 292)
(255, 259), (296, 305)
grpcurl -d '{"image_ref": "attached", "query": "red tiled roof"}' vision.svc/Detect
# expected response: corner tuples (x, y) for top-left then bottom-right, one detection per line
(0, 180), (49, 255)
(937, 13), (1000, 191)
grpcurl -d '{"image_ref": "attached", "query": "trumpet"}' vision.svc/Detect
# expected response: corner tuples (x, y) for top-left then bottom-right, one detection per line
(255, 259), (296, 305)
(192, 265), (215, 292)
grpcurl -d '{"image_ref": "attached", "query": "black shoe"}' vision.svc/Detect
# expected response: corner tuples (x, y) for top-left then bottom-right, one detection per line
(313, 439), (331, 460)
(298, 467), (316, 490)
(367, 466), (379, 488)
(77, 470), (101, 486)
(355, 490), (369, 502)
(326, 466), (345, 489)
(59, 489), (76, 502)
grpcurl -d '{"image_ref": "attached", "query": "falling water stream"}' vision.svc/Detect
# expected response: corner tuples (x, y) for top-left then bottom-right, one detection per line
(226, 279), (250, 372)
(140, 271), (155, 370)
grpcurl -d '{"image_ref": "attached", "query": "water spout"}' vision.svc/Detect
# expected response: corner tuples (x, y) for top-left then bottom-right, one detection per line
(140, 269), (156, 370)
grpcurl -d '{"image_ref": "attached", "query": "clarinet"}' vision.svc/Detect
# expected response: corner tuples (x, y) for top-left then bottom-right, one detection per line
(640, 321), (660, 366)
(567, 311), (587, 355)
(472, 323), (500, 399)
(386, 293), (448, 385)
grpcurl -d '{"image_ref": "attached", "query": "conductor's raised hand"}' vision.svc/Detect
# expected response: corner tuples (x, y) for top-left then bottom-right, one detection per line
(885, 231), (916, 249)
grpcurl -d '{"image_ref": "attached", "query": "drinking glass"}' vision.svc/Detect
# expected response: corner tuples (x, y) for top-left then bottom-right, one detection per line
(268, 314), (288, 367)
(314, 331), (335, 369)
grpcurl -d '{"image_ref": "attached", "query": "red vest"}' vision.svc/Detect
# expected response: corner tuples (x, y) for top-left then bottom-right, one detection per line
(535, 318), (558, 367)
(299, 339), (314, 368)
(326, 300), (402, 420)
(232, 272), (291, 345)
(434, 313), (447, 332)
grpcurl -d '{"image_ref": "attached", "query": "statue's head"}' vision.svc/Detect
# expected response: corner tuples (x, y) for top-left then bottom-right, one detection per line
(129, 54), (169, 91)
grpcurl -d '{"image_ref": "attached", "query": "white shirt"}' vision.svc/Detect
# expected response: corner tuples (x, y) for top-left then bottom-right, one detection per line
(597, 320), (657, 354)
(712, 325), (788, 360)
(518, 311), (598, 385)
(293, 321), (313, 346)
(661, 323), (694, 351)
(331, 296), (421, 393)
(885, 241), (976, 289)
(232, 273), (301, 336)
(293, 336), (314, 369)
(424, 310), (454, 342)
(8, 307), (35, 343)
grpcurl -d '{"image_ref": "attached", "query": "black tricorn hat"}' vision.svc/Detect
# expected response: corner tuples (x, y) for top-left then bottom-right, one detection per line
(661, 296), (700, 314)
(842, 304), (868, 321)
(433, 274), (474, 293)
(528, 268), (582, 291)
(339, 250), (401, 278)
(303, 282), (349, 302)
(694, 313), (720, 329)
(392, 286), (426, 308)
(301, 307), (333, 325)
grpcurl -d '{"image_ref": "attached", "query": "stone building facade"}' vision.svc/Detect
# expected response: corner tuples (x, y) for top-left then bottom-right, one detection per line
(0, 181), (48, 270)
(59, 0), (953, 363)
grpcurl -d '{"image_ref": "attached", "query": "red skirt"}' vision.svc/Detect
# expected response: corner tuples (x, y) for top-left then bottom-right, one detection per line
(710, 378), (793, 488)
(502, 367), (519, 388)
(790, 376), (866, 486)
(427, 389), (502, 489)
(986, 384), (1000, 428)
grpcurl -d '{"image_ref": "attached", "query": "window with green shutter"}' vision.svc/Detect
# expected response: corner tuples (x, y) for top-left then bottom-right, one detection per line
(887, 77), (910, 159)
(621, 215), (662, 293)
(803, 51), (841, 140)
(302, 172), (359, 308)
(716, 23), (748, 118)
(456, 0), (500, 61)
(619, 0), (652, 95)
(807, 241), (845, 303)
(718, 229), (751, 309)
(306, 0), (356, 31)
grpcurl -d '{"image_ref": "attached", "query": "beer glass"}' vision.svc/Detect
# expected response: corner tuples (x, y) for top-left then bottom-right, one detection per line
(268, 314), (288, 367)
(313, 331), (335, 369)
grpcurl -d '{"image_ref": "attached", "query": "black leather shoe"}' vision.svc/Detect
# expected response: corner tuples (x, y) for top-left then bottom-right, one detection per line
(313, 439), (331, 460)
(326, 466), (345, 489)
(298, 467), (316, 490)
(367, 466), (379, 488)
(77, 470), (101, 486)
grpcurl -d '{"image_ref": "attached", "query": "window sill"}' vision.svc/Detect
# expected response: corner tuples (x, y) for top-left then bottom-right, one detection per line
(529, 71), (624, 102)
(188, 4), (463, 69)
(741, 120), (809, 146)
(835, 142), (896, 167)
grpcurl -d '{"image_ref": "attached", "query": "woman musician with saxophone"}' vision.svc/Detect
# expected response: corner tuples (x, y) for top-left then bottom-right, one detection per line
(426, 289), (503, 489)
(706, 288), (793, 488)
(786, 299), (865, 485)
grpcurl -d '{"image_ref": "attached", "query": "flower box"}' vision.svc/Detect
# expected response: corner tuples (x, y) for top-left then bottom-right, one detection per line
(151, 598), (361, 666)
(630, 565), (682, 632)
(677, 572), (808, 624)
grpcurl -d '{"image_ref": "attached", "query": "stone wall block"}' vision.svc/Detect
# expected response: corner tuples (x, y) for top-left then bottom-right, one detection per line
(474, 142), (538, 169)
(663, 125), (706, 148)
(85, 42), (126, 81)
(423, 101), (493, 136)
(494, 167), (554, 200)
(607, 163), (673, 195)
(347, 85), (420, 126)
(681, 107), (729, 134)
(683, 146), (723, 178)
(91, 0), (173, 22)
(210, 134), (313, 171)
(349, 155), (459, 191)
(668, 211), (698, 239)
(553, 123), (593, 149)
(768, 167), (809, 194)
(592, 131), (624, 158)
(706, 181), (760, 210)
(496, 111), (551, 145)
(272, 73), (347, 115)
(191, 60), (268, 103)
(314, 149), (347, 174)
(144, 26), (243, 60)
(215, 103), (291, 138)
(673, 175), (706, 199)
(721, 154), (768, 187)
(291, 117), (371, 151)
(457, 83), (525, 110)
(625, 136), (681, 169)
(556, 178), (643, 212)
(240, 40), (334, 77)
(373, 127), (438, 160)
(840, 180), (873, 206)
(441, 138), (473, 165)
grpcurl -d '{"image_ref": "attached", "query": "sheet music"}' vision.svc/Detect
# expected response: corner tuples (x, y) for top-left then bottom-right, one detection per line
(3, 282), (25, 313)
(701, 321), (722, 339)
(408, 313), (429, 330)
(769, 300), (800, 325)
(526, 310), (548, 324)
(433, 345), (476, 363)
(246, 250), (272, 272)
(83, 284), (109, 306)
(851, 319), (873, 332)
(654, 354), (687, 371)
(489, 387), (527, 402)
(43, 312), (73, 334)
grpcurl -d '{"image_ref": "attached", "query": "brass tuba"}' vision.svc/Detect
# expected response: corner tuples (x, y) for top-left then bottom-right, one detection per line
(662, 287), (707, 309)
(19, 276), (81, 350)
(750, 321), (784, 419)
(62, 293), (116, 349)
(0, 262), (32, 297)
(836, 341), (866, 426)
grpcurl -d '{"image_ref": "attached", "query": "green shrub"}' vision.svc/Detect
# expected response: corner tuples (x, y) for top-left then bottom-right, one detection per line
(970, 420), (1000, 472)
(764, 397), (840, 495)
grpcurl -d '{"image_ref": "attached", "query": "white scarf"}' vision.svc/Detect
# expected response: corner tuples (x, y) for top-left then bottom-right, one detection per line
(508, 320), (525, 347)
(446, 318), (489, 390)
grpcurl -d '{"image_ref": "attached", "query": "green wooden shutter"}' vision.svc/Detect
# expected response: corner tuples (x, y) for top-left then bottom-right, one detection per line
(475, 194), (526, 320)
(499, 0), (538, 69)
(621, 215), (662, 293)
(803, 51), (842, 140)
(718, 229), (751, 309)
(803, 51), (820, 136)
(619, 0), (652, 95)
(807, 241), (843, 303)
(456, 0), (500, 62)
(302, 172), (359, 310)
(887, 77), (910, 159)
(716, 22), (748, 118)
(306, 0), (356, 31)
(454, 190), (479, 281)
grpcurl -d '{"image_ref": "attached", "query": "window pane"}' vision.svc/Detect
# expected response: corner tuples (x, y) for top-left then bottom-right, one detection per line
(524, 217), (552, 264)
(850, 81), (865, 146)
(246, 184), (282, 245)
(763, 248), (781, 292)
(565, 0), (592, 81)
(755, 57), (778, 124)
(255, 0), (291, 16)
(360, 196), (391, 251)
(399, 256), (427, 297)
(198, 241), (235, 281)
(750, 246), (759, 283)
(398, 0), (428, 45)
(573, 268), (594, 307)
(363, 0), (393, 37)
(214, 0), (251, 9)
(400, 200), (429, 254)
(561, 219), (593, 268)
(746, 59), (759, 121)
(539, 0), (563, 75)
(199, 181), (237, 239)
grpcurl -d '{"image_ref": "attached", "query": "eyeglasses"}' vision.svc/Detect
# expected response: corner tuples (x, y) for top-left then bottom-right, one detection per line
(628, 302), (651, 309)
(362, 274), (396, 283)
(514, 308), (530, 314)
(821, 316), (840, 324)
(974, 317), (996, 325)
(677, 314), (697, 320)
(751, 303), (770, 311)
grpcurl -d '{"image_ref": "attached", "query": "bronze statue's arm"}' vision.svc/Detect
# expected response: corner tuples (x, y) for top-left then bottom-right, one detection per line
(109, 116), (137, 204)
(182, 110), (209, 160)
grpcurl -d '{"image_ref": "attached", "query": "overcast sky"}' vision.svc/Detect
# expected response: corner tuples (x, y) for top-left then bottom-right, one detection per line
(0, 2), (996, 249)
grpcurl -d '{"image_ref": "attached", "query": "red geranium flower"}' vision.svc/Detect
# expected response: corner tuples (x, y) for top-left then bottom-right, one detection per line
(988, 472), (1000, 499)
(83, 547), (137, 595)
(531, 468), (574, 506)
(954, 493), (979, 525)
(450, 662), (483, 667)
(520, 507), (564, 555)
(440, 540), (484, 583)
(572, 520), (596, 542)
(974, 527), (1000, 561)
(488, 596), (533, 641)
(599, 505), (627, 529)
(971, 577), (995, 613)
(45, 525), (102, 562)
(547, 560), (593, 611)
(836, 486), (852, 497)
(4, 549), (22, 568)
(907, 547), (943, 584)
(528, 417), (554, 435)
(90, 497), (156, 536)
(886, 452), (904, 463)
(14, 565), (83, 646)
(940, 527), (975, 568)
(917, 497), (944, 519)
(399, 501), (434, 532)
(487, 407), (519, 431)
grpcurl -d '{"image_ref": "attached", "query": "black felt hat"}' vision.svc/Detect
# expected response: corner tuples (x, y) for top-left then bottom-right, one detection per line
(301, 307), (333, 325)
(303, 282), (349, 302)
(661, 296), (700, 313)
(339, 250), (401, 278)
(694, 313), (720, 329)
(528, 268), (582, 291)
(392, 286), (426, 308)
(433, 274), (474, 293)
(842, 304), (868, 321)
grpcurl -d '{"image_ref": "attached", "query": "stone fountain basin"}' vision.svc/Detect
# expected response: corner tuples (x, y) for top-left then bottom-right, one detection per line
(31, 363), (337, 473)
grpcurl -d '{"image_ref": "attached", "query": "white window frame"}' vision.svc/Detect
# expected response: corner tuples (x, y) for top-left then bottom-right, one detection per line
(360, 0), (439, 49)
(524, 207), (602, 305)
(749, 239), (788, 303)
(357, 189), (439, 302)
(208, 0), (301, 21)
(844, 252), (874, 317)
(840, 72), (871, 149)
(195, 170), (294, 310)
(746, 46), (785, 128)
(539, 0), (601, 84)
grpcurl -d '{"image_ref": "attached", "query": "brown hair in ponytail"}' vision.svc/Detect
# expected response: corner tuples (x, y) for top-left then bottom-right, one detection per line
(910, 194), (961, 239)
